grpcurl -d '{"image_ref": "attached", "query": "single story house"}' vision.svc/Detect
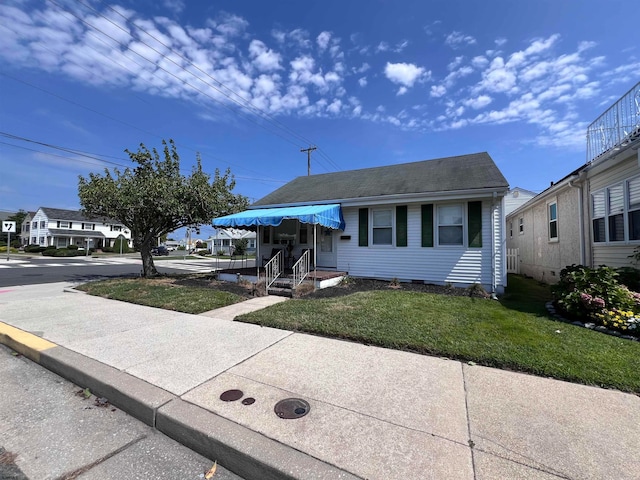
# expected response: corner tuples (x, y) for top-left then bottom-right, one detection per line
(25, 207), (132, 249)
(207, 228), (256, 255)
(504, 187), (537, 215)
(213, 152), (509, 294)
(506, 81), (640, 282)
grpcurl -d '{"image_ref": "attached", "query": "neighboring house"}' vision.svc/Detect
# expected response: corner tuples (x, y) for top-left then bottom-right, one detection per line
(27, 207), (132, 249)
(207, 229), (256, 255)
(214, 152), (509, 294)
(504, 187), (537, 215)
(506, 167), (585, 283)
(506, 81), (640, 282)
(20, 212), (35, 246)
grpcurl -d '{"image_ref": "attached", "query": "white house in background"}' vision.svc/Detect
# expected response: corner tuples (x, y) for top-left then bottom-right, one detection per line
(214, 152), (509, 294)
(504, 187), (537, 215)
(506, 81), (640, 282)
(26, 207), (132, 249)
(207, 228), (256, 255)
(506, 166), (585, 283)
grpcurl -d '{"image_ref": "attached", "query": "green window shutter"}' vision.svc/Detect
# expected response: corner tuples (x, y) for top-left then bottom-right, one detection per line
(396, 205), (407, 247)
(421, 204), (433, 247)
(358, 208), (368, 246)
(468, 201), (482, 248)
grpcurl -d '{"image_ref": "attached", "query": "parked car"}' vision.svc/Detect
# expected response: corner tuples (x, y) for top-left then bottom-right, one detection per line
(151, 246), (169, 256)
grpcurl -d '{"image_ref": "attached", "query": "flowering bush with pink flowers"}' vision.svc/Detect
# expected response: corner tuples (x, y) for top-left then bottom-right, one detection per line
(552, 265), (640, 336)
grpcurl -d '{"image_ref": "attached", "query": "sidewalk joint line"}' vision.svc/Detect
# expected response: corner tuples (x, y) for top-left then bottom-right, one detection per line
(461, 363), (478, 479)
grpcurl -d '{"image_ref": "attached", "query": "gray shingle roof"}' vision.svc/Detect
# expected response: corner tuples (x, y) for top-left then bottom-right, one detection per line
(253, 152), (508, 206)
(40, 207), (120, 224)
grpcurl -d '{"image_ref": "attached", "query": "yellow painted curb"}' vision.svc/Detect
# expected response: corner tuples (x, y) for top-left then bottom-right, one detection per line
(0, 322), (57, 362)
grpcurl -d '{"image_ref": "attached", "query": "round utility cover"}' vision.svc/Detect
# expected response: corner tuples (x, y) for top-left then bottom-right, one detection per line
(274, 398), (310, 419)
(242, 397), (256, 405)
(219, 389), (243, 402)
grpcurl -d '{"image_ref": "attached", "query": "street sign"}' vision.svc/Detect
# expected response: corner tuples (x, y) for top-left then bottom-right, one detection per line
(2, 221), (16, 233)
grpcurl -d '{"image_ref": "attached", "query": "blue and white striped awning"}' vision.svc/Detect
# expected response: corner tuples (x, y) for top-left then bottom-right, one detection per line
(212, 204), (345, 230)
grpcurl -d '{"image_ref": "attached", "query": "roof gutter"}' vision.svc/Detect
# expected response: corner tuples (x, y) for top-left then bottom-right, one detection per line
(250, 187), (510, 209)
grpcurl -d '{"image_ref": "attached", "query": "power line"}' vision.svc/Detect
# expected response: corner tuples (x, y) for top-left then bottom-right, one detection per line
(0, 73), (284, 183)
(50, 0), (337, 174)
(66, 0), (342, 173)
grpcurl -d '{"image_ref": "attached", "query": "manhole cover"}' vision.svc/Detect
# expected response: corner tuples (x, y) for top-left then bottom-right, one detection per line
(219, 389), (243, 402)
(274, 398), (310, 419)
(242, 397), (256, 405)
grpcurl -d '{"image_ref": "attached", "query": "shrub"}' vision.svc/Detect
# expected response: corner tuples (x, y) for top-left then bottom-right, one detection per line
(616, 266), (640, 291)
(233, 238), (248, 256)
(24, 244), (45, 253)
(67, 244), (79, 250)
(112, 237), (130, 253)
(552, 264), (637, 325)
(102, 246), (114, 253)
(217, 249), (226, 256)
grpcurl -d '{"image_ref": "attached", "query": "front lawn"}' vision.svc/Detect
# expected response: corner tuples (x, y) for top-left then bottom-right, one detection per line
(77, 276), (251, 314)
(237, 275), (640, 393)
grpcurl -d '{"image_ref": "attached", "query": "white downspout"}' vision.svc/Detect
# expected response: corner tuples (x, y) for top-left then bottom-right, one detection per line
(568, 179), (586, 265)
(256, 226), (260, 279)
(489, 192), (498, 298)
(313, 224), (317, 290)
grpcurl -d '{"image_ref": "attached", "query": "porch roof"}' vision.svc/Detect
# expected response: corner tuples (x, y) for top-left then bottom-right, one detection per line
(212, 204), (345, 230)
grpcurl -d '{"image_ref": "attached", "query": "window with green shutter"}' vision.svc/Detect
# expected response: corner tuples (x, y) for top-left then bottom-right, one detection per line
(358, 208), (368, 246)
(396, 205), (407, 247)
(468, 201), (482, 248)
(421, 204), (433, 247)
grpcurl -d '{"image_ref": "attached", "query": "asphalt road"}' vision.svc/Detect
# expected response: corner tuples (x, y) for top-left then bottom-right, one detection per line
(0, 344), (244, 480)
(0, 256), (255, 287)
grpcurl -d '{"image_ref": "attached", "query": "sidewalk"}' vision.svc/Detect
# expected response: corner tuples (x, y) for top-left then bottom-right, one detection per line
(1, 282), (639, 479)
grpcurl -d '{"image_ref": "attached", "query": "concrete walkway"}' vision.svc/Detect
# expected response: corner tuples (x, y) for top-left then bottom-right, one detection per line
(1, 282), (639, 479)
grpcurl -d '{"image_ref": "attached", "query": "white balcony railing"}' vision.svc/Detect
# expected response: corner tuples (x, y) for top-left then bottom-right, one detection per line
(264, 250), (282, 293)
(292, 249), (311, 289)
(587, 81), (640, 163)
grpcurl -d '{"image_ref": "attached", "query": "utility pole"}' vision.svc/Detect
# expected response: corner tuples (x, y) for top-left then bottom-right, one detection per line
(300, 146), (317, 176)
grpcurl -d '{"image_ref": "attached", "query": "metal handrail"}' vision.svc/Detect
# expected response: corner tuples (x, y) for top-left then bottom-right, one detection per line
(292, 249), (310, 288)
(265, 250), (282, 293)
(586, 81), (640, 163)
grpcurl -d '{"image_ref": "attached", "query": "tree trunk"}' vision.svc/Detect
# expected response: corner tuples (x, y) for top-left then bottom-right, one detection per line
(139, 241), (158, 277)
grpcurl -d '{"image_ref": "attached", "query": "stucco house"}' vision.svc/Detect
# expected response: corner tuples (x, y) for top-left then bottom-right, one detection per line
(506, 81), (640, 282)
(214, 152), (509, 295)
(26, 207), (132, 250)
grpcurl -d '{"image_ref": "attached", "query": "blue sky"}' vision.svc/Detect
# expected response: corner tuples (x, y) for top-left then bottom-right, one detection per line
(1, 0), (638, 240)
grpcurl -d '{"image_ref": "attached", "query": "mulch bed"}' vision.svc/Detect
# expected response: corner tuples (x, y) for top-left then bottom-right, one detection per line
(155, 273), (487, 299)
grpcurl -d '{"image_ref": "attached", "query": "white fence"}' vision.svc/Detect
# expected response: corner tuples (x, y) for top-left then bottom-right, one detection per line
(506, 248), (520, 274)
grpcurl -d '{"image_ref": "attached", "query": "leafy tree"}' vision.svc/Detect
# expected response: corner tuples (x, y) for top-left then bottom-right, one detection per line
(78, 140), (248, 276)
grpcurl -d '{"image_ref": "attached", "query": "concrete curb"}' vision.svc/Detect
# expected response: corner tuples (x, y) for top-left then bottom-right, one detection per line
(40, 347), (176, 427)
(0, 323), (360, 480)
(157, 399), (361, 480)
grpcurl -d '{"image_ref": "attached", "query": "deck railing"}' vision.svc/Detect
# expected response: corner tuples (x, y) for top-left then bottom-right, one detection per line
(264, 250), (282, 293)
(292, 249), (310, 289)
(586, 81), (640, 163)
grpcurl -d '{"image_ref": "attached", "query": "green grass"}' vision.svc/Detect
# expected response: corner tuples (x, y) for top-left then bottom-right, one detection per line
(237, 275), (640, 393)
(76, 277), (247, 314)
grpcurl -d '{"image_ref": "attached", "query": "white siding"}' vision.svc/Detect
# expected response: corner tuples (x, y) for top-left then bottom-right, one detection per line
(337, 201), (498, 291)
(589, 150), (640, 268)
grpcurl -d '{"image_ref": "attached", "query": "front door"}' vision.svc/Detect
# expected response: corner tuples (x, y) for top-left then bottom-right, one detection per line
(316, 227), (337, 268)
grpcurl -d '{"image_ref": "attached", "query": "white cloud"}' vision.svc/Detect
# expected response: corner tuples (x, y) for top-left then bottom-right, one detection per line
(384, 62), (428, 87)
(495, 37), (507, 47)
(376, 41), (389, 53)
(162, 0), (185, 14)
(317, 31), (331, 51)
(476, 57), (517, 93)
(445, 31), (477, 49)
(463, 95), (493, 109)
(430, 85), (446, 97)
(358, 77), (367, 87)
(397, 86), (408, 96)
(327, 98), (342, 114)
(248, 39), (282, 71)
